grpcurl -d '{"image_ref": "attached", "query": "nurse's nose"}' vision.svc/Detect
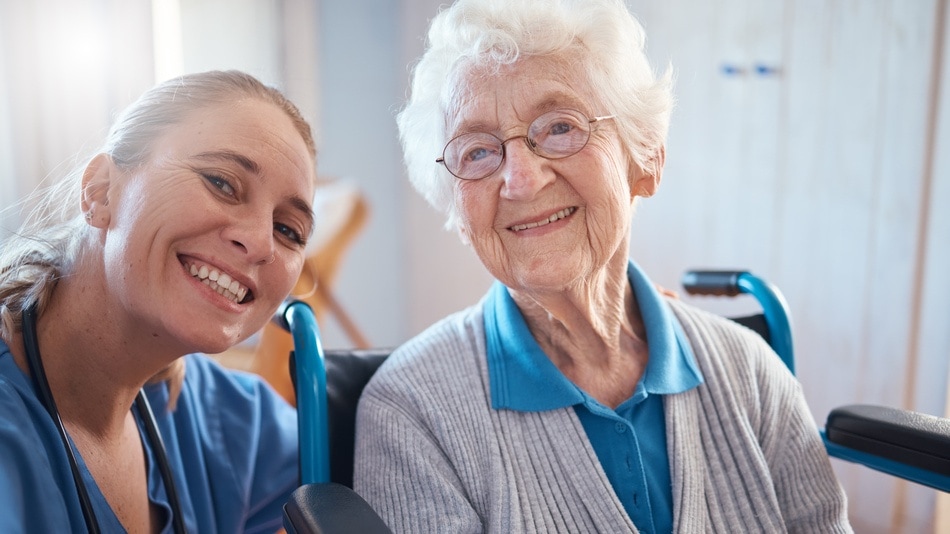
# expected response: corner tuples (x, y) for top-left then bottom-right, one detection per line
(224, 211), (277, 265)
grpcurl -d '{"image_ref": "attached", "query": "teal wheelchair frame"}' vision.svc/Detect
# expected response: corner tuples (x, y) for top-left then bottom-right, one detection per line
(681, 270), (950, 493)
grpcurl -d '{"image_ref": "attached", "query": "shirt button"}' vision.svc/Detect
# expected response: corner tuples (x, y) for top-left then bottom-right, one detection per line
(615, 422), (626, 433)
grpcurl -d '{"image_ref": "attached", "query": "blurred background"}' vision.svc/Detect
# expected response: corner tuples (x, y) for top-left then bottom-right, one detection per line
(1, 0), (948, 531)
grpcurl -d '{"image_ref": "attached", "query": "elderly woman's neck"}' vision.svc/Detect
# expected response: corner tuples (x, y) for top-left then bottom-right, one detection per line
(509, 259), (649, 406)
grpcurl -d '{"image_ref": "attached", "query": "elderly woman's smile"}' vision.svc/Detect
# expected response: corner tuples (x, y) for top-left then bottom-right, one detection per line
(507, 206), (576, 232)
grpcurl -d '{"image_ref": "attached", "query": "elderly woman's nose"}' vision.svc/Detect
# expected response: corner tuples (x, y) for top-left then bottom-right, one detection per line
(500, 140), (552, 200)
(223, 212), (277, 264)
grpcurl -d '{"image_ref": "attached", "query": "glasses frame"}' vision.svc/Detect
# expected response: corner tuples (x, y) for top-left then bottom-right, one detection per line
(436, 109), (615, 181)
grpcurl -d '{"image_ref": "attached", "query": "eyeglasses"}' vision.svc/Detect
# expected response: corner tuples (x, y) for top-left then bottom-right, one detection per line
(436, 109), (615, 180)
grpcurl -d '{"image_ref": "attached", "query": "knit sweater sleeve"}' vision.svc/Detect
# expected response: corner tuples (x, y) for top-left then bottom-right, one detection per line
(352, 309), (491, 534)
(754, 346), (853, 533)
(354, 384), (483, 532)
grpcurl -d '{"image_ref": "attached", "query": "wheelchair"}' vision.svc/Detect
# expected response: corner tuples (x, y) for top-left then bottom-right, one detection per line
(275, 270), (950, 533)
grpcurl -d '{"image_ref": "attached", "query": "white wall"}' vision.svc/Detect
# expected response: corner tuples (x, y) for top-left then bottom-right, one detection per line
(311, 1), (410, 349)
(313, 0), (493, 350)
(622, 1), (947, 530)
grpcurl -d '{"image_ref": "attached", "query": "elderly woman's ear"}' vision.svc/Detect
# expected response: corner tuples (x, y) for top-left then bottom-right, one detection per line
(630, 146), (666, 199)
(457, 224), (472, 246)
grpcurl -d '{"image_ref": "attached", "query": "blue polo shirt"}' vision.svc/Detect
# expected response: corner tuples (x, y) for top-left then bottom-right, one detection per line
(484, 261), (703, 533)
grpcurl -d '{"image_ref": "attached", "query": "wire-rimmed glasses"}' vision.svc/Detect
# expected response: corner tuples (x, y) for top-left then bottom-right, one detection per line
(436, 109), (615, 180)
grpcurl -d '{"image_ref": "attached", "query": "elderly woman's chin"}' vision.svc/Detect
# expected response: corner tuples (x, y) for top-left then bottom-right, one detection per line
(493, 255), (600, 294)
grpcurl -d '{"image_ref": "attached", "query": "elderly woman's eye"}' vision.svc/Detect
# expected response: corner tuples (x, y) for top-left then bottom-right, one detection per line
(465, 146), (492, 162)
(203, 173), (236, 196)
(548, 121), (574, 136)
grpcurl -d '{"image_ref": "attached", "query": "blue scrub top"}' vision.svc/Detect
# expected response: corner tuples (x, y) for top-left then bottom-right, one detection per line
(0, 342), (299, 533)
(484, 260), (703, 533)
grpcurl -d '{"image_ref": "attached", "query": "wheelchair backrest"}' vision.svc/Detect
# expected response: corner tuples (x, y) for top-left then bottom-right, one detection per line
(324, 348), (391, 488)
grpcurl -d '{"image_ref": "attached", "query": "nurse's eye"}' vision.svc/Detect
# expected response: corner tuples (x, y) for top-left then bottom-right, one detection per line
(275, 222), (307, 247)
(203, 173), (236, 197)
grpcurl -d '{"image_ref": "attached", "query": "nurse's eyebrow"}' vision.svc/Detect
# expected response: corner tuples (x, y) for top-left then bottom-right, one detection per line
(195, 149), (315, 235)
(194, 150), (261, 175)
(289, 195), (315, 237)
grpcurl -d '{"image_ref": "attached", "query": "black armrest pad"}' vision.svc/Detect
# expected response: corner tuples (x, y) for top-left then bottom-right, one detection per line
(825, 404), (950, 476)
(283, 483), (392, 534)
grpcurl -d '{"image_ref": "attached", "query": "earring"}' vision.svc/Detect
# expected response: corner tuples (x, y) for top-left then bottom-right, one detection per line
(84, 211), (93, 222)
(290, 264), (319, 299)
(292, 275), (319, 300)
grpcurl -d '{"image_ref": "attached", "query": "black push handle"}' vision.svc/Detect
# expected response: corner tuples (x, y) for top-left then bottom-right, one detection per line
(681, 270), (750, 297)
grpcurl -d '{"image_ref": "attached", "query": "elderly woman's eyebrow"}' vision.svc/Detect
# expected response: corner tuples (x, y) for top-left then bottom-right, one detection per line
(534, 93), (585, 113)
(452, 93), (588, 133)
(193, 150), (261, 174)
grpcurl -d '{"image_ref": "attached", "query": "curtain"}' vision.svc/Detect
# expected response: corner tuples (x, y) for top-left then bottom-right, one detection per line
(0, 0), (155, 235)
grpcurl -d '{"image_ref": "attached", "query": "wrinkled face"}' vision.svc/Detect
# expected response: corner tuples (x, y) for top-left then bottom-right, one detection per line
(97, 99), (316, 354)
(447, 55), (650, 293)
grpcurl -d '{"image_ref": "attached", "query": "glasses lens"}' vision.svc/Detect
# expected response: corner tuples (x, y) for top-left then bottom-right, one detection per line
(443, 132), (503, 180)
(529, 110), (591, 159)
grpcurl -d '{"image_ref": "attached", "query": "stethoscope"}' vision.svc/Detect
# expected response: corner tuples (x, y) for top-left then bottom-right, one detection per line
(22, 304), (187, 534)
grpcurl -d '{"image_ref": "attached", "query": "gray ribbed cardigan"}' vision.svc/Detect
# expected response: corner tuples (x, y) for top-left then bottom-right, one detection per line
(354, 298), (852, 533)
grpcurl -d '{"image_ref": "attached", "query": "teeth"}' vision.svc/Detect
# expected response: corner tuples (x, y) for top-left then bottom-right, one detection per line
(186, 262), (250, 303)
(510, 207), (576, 232)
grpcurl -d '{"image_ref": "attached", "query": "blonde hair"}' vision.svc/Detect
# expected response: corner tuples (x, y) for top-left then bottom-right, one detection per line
(0, 70), (316, 407)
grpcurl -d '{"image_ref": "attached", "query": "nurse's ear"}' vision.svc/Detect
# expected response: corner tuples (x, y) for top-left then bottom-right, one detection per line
(80, 153), (118, 228)
(630, 146), (665, 199)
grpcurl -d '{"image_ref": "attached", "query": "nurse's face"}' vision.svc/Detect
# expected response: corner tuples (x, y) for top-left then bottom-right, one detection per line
(94, 98), (316, 354)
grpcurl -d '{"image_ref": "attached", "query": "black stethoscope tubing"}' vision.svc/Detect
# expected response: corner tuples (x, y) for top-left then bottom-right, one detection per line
(22, 304), (187, 534)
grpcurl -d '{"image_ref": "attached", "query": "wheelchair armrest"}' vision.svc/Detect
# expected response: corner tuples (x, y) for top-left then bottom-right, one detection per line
(283, 482), (392, 534)
(825, 404), (950, 476)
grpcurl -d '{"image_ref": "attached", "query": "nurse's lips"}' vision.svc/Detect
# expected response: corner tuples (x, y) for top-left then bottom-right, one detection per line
(182, 259), (253, 304)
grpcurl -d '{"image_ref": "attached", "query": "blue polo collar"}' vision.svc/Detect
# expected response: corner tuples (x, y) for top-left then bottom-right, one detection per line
(485, 261), (703, 411)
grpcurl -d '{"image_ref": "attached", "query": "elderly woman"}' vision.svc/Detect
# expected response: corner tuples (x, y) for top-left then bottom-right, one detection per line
(354, 0), (852, 532)
(0, 70), (314, 532)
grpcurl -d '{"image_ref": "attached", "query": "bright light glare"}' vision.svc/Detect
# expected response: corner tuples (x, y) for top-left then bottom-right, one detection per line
(47, 15), (108, 80)
(152, 0), (184, 82)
